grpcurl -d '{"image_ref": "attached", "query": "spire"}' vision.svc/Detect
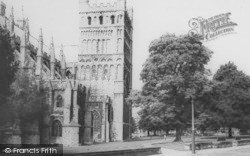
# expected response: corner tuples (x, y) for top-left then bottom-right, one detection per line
(35, 28), (44, 76)
(50, 37), (55, 63)
(50, 37), (55, 79)
(60, 44), (66, 69)
(60, 44), (66, 79)
(37, 28), (43, 57)
(20, 21), (27, 68)
(24, 18), (30, 42)
(8, 6), (14, 35)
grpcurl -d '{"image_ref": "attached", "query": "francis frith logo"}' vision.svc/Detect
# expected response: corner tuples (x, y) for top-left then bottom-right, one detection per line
(188, 13), (237, 41)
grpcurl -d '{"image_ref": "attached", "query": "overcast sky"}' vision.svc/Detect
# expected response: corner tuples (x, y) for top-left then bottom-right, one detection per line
(3, 0), (250, 90)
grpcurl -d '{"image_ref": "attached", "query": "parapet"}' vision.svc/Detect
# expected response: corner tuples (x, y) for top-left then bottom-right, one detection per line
(79, 0), (126, 13)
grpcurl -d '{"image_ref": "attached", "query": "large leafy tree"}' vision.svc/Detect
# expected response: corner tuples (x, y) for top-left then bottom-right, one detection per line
(126, 90), (164, 135)
(140, 34), (212, 141)
(211, 62), (250, 137)
(9, 71), (49, 129)
(0, 71), (49, 143)
(0, 26), (18, 121)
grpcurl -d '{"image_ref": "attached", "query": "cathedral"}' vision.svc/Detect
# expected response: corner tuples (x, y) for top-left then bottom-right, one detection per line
(0, 0), (133, 146)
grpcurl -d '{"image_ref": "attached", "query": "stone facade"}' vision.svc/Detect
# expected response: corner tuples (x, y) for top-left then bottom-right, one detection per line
(0, 0), (132, 146)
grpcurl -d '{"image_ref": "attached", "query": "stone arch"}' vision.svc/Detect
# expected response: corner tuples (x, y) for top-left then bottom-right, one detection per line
(102, 39), (106, 54)
(88, 16), (92, 25)
(111, 15), (115, 24)
(106, 15), (109, 24)
(117, 38), (122, 53)
(66, 70), (72, 79)
(82, 40), (87, 53)
(91, 65), (97, 80)
(100, 58), (106, 62)
(116, 58), (122, 62)
(87, 39), (91, 53)
(92, 39), (96, 53)
(102, 65), (108, 80)
(52, 120), (62, 137)
(86, 65), (91, 80)
(99, 16), (103, 25)
(55, 95), (63, 107)
(116, 64), (122, 80)
(106, 39), (110, 52)
(93, 16), (97, 25)
(97, 65), (102, 80)
(109, 65), (115, 80)
(81, 65), (85, 80)
(117, 14), (123, 23)
(97, 39), (101, 53)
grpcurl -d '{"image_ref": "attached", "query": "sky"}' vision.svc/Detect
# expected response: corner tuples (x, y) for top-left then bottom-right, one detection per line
(3, 0), (250, 90)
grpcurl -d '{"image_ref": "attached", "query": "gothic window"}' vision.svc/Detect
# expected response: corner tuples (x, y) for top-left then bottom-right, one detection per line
(116, 64), (122, 80)
(56, 95), (63, 107)
(66, 71), (72, 79)
(82, 40), (87, 53)
(97, 65), (102, 80)
(88, 17), (92, 25)
(52, 120), (62, 137)
(117, 14), (123, 23)
(86, 66), (90, 80)
(94, 16), (97, 24)
(117, 38), (122, 53)
(81, 65), (85, 79)
(109, 65), (114, 80)
(103, 40), (107, 54)
(91, 40), (96, 53)
(99, 16), (103, 25)
(97, 39), (101, 53)
(111, 15), (115, 24)
(102, 39), (105, 54)
(92, 65), (97, 80)
(106, 39), (110, 53)
(102, 65), (108, 80)
(87, 40), (91, 53)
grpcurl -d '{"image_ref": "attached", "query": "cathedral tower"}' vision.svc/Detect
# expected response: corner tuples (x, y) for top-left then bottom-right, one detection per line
(78, 0), (133, 141)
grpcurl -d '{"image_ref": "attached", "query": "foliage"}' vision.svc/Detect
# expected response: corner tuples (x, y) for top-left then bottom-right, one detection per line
(0, 26), (18, 121)
(8, 71), (49, 129)
(211, 62), (250, 136)
(140, 33), (213, 141)
(130, 117), (137, 134)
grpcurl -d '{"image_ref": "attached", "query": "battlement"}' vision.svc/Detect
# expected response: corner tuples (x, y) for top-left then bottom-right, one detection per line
(79, 0), (126, 13)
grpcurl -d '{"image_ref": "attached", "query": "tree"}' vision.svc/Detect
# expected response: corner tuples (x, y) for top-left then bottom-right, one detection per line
(140, 34), (212, 141)
(130, 117), (137, 134)
(6, 71), (49, 143)
(211, 62), (250, 137)
(0, 26), (18, 121)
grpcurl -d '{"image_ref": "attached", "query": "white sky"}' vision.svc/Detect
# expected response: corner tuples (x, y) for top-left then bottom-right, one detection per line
(3, 0), (250, 90)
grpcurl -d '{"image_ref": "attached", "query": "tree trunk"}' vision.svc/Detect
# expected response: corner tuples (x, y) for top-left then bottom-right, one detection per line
(228, 127), (232, 138)
(165, 129), (169, 135)
(173, 128), (183, 142)
(147, 130), (150, 136)
(153, 130), (156, 136)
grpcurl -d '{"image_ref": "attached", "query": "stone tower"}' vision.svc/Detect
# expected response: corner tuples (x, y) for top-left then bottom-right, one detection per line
(78, 0), (133, 141)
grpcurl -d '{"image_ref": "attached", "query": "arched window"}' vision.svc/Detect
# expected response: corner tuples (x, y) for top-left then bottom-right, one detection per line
(111, 15), (115, 24)
(102, 65), (108, 80)
(52, 120), (62, 137)
(56, 95), (63, 107)
(88, 17), (92, 25)
(99, 16), (103, 25)
(92, 65), (97, 80)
